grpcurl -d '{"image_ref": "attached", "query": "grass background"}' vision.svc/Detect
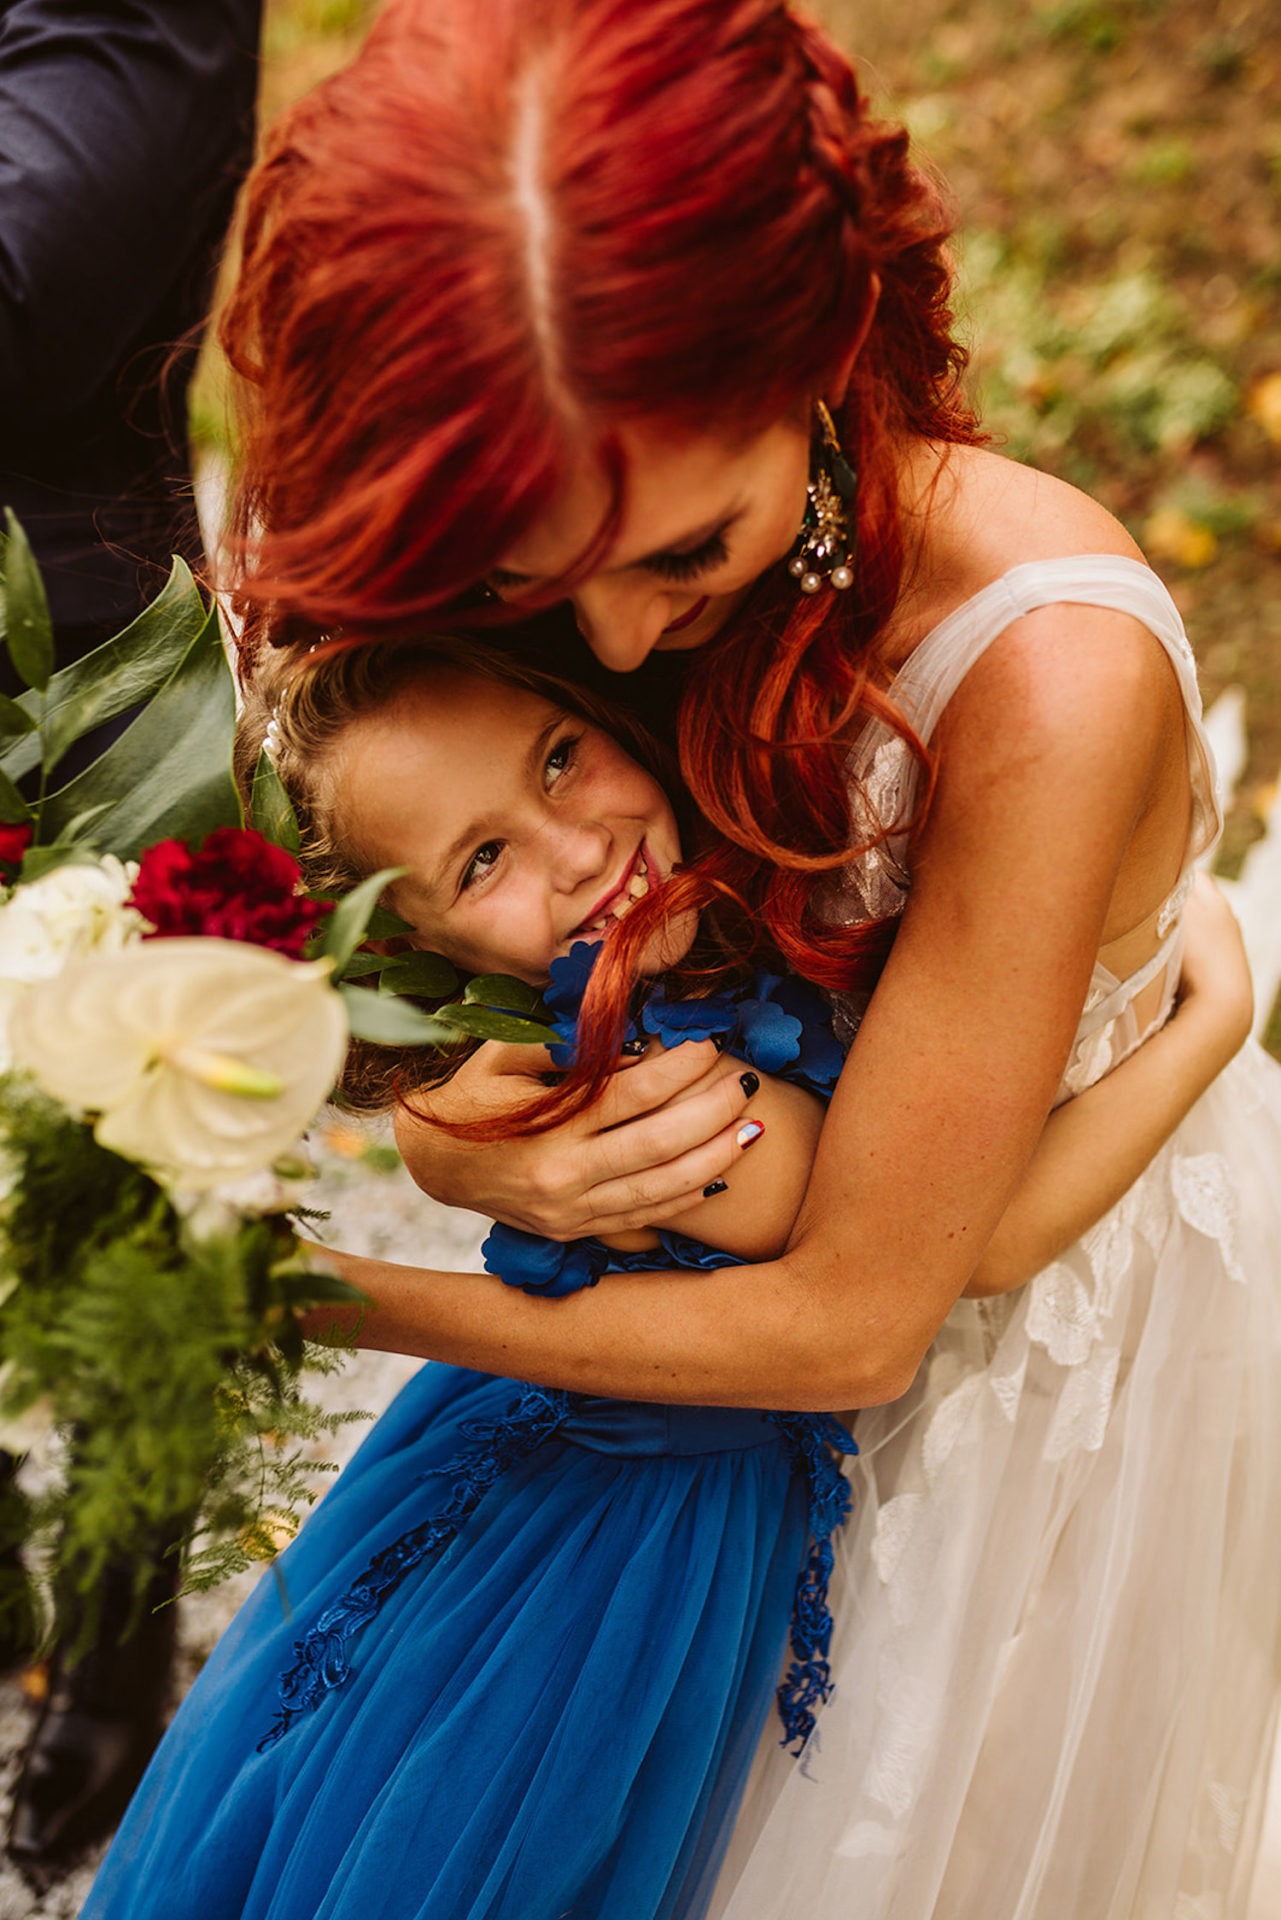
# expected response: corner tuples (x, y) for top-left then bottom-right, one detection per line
(197, 0), (1281, 1044)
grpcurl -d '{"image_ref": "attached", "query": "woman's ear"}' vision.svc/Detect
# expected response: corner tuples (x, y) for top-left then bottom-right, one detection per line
(824, 272), (882, 407)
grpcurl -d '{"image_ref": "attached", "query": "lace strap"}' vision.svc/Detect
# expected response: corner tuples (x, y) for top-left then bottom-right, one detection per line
(1074, 927), (1181, 1042)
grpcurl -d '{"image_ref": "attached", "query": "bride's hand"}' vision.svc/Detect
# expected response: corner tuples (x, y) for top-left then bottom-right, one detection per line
(393, 1038), (761, 1239)
(1176, 874), (1253, 1064)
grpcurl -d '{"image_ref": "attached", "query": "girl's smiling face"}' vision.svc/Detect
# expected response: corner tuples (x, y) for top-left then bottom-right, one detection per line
(333, 667), (694, 984)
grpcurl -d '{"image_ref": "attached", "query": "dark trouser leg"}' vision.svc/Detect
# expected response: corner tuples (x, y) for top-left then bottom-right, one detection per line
(6, 1534), (183, 1868)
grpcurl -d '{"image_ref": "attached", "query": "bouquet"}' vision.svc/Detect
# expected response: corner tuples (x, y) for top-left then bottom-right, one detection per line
(0, 513), (553, 1644)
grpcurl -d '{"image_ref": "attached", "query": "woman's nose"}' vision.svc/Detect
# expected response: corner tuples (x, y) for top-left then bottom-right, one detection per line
(570, 580), (669, 673)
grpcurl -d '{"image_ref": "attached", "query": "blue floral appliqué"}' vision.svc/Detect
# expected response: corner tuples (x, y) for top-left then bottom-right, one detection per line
(482, 1223), (611, 1297)
(259, 1384), (574, 1751)
(639, 981), (739, 1049)
(769, 1412), (856, 1752)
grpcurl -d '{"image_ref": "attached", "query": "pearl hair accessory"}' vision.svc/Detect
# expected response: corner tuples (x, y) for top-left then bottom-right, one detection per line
(788, 398), (857, 596)
(263, 710), (283, 764)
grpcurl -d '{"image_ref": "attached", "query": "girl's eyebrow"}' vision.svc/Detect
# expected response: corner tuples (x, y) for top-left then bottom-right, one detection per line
(492, 507), (743, 588)
(428, 712), (566, 897)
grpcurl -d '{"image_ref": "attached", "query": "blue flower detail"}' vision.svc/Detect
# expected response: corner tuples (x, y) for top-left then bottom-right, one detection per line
(737, 971), (844, 1095)
(639, 982), (739, 1048)
(482, 1222), (611, 1297)
(544, 941), (602, 1019)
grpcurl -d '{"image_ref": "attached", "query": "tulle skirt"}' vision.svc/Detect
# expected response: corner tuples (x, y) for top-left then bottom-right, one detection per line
(713, 1041), (1281, 1920)
(84, 1369), (810, 1920)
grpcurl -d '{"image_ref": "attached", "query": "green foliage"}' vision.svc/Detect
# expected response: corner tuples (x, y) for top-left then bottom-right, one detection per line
(0, 1079), (367, 1638)
(250, 747), (302, 856)
(958, 235), (1239, 481)
(2, 510), (54, 694)
(38, 598), (240, 860)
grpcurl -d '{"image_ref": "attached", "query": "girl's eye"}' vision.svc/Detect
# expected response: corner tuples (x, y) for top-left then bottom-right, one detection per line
(461, 841), (503, 889)
(643, 527), (730, 584)
(545, 734), (580, 787)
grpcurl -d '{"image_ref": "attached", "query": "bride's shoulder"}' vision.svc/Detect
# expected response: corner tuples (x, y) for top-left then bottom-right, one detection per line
(931, 445), (1144, 581)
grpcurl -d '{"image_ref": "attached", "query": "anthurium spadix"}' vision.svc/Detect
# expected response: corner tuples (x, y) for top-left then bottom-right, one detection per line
(8, 937), (348, 1189)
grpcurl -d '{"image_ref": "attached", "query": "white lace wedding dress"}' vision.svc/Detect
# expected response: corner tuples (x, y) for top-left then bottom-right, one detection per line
(712, 556), (1281, 1920)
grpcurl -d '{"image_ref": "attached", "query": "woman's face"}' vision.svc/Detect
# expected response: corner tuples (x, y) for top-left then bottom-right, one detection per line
(488, 416), (811, 672)
(333, 669), (695, 984)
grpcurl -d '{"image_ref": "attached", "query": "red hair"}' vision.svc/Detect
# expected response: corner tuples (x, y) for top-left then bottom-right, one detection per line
(222, 0), (982, 1104)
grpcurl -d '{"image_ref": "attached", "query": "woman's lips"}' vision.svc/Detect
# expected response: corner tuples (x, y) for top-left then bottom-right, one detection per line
(661, 596), (709, 635)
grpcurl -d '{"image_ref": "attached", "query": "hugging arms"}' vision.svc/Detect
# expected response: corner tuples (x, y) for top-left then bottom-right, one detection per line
(241, 630), (1250, 1410)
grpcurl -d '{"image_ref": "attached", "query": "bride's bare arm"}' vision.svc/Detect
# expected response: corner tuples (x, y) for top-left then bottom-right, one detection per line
(310, 609), (1221, 1411)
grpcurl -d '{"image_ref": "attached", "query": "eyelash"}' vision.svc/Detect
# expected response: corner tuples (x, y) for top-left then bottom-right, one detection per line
(643, 528), (729, 583)
(459, 733), (581, 890)
(487, 529), (731, 596)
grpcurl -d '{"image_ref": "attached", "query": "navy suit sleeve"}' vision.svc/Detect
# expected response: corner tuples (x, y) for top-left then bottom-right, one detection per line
(0, 0), (262, 424)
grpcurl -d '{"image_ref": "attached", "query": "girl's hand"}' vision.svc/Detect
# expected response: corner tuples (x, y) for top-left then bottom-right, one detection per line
(393, 1039), (762, 1239)
(1175, 873), (1253, 1059)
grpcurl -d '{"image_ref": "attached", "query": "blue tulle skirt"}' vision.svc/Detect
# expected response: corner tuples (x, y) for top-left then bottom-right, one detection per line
(84, 1362), (812, 1920)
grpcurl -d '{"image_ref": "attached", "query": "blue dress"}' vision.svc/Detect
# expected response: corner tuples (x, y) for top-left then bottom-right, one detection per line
(85, 957), (851, 1920)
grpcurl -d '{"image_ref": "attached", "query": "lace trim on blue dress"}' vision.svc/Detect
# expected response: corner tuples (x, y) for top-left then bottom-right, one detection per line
(259, 1384), (574, 1751)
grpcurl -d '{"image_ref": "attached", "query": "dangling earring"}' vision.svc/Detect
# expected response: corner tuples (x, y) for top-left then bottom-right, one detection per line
(788, 398), (857, 595)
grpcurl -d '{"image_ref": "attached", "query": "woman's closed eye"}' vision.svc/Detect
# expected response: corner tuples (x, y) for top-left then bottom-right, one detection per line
(641, 527), (729, 584)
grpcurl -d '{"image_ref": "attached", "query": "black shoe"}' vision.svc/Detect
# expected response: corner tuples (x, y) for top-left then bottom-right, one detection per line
(6, 1549), (180, 1868)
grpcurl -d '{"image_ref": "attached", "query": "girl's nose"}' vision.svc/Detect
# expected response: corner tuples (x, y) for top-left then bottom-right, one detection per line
(550, 817), (612, 891)
(570, 580), (670, 674)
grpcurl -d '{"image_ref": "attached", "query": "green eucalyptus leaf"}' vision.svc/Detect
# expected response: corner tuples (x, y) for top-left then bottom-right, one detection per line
(2, 511), (54, 693)
(0, 767), (31, 826)
(249, 748), (301, 856)
(18, 842), (97, 883)
(365, 902), (415, 940)
(431, 1003), (558, 1047)
(334, 952), (387, 980)
(338, 983), (456, 1047)
(316, 868), (406, 974)
(376, 951), (460, 999)
(461, 974), (547, 1018)
(0, 557), (208, 785)
(0, 693), (36, 738)
(36, 600), (239, 860)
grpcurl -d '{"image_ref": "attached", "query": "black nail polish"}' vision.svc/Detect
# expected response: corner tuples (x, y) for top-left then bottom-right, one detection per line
(709, 1033), (727, 1052)
(739, 1071), (760, 1098)
(702, 1179), (728, 1199)
(620, 1038), (646, 1057)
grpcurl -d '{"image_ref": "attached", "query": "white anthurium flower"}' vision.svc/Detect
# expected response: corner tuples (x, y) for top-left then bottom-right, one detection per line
(8, 938), (348, 1191)
(0, 857), (145, 1071)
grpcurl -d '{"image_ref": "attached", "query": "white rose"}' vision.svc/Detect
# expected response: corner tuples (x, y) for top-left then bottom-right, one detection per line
(0, 858), (145, 1070)
(8, 937), (348, 1190)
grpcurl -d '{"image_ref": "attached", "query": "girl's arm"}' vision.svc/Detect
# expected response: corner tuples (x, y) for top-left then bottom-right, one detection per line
(313, 607), (1229, 1411)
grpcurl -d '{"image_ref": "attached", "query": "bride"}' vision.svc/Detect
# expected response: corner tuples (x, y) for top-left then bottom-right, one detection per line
(202, 0), (1281, 1911)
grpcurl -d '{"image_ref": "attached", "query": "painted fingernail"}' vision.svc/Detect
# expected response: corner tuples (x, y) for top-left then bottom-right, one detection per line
(739, 1072), (760, 1098)
(702, 1179), (729, 1198)
(620, 1039), (647, 1057)
(709, 1033), (727, 1052)
(736, 1120), (764, 1149)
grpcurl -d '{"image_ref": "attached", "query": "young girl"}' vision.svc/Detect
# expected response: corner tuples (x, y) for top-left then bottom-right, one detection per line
(84, 638), (1247, 1920)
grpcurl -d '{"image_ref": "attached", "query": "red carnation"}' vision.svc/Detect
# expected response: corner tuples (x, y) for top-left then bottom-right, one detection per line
(0, 822), (33, 874)
(130, 827), (330, 959)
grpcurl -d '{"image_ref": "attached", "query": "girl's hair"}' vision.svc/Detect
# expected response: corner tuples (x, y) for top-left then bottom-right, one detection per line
(236, 635), (698, 1116)
(223, 0), (982, 1019)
